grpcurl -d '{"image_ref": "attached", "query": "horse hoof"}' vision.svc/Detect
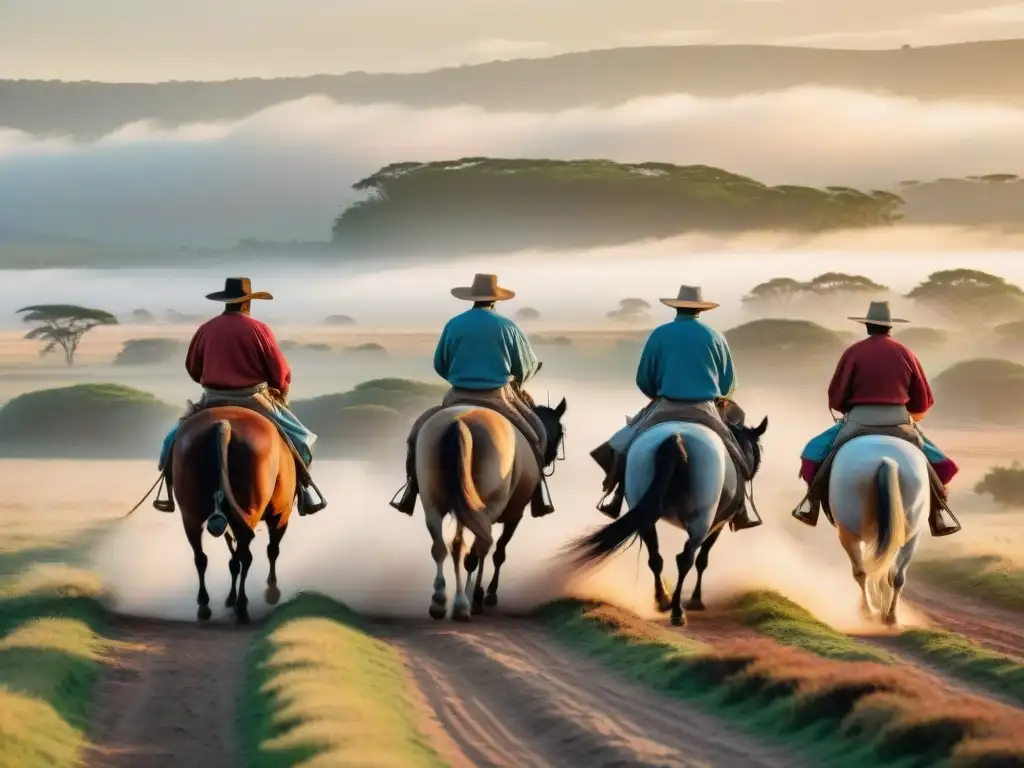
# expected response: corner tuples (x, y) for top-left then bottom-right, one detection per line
(429, 602), (447, 620)
(484, 593), (498, 608)
(265, 586), (281, 606)
(471, 601), (484, 615)
(670, 612), (687, 627)
(225, 595), (237, 608)
(882, 613), (898, 628)
(452, 610), (471, 623)
(235, 611), (251, 626)
(684, 599), (705, 612)
(197, 605), (212, 621)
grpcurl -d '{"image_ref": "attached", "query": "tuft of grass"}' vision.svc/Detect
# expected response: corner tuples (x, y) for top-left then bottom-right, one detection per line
(893, 629), (1024, 707)
(537, 599), (1024, 768)
(915, 555), (1024, 613)
(729, 590), (894, 663)
(0, 561), (111, 768)
(240, 592), (444, 768)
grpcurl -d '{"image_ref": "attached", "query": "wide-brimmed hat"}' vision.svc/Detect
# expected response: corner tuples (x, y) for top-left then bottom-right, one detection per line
(660, 285), (719, 310)
(451, 273), (515, 302)
(848, 300), (908, 327)
(205, 277), (274, 303)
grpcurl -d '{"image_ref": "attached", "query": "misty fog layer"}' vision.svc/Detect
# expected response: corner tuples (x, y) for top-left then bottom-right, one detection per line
(1, 245), (1022, 329)
(2, 89), (1024, 246)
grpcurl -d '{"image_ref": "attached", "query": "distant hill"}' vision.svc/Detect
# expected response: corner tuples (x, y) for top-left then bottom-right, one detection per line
(4, 41), (1024, 139)
(330, 158), (1024, 253)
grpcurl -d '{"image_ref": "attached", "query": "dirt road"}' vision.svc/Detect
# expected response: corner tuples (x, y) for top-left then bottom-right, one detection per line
(83, 588), (1023, 768)
(378, 617), (801, 768)
(86, 618), (246, 768)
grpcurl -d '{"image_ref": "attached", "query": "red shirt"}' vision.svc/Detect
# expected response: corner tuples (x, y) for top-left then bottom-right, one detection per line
(185, 312), (292, 395)
(827, 335), (933, 415)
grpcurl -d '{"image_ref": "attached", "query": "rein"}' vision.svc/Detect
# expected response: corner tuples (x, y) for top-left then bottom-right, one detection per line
(124, 473), (165, 518)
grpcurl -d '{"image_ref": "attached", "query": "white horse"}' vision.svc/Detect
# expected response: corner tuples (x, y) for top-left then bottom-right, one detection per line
(568, 417), (767, 627)
(830, 434), (927, 626)
(416, 399), (567, 621)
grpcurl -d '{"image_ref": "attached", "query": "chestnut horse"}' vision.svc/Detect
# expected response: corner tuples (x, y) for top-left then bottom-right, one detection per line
(172, 406), (296, 623)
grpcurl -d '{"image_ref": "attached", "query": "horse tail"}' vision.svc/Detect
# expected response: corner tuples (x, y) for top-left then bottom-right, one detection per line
(567, 434), (687, 567)
(440, 420), (493, 549)
(213, 420), (253, 542)
(866, 457), (907, 573)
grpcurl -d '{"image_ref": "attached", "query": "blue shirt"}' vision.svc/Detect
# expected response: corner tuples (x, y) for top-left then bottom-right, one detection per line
(433, 307), (539, 390)
(635, 315), (736, 401)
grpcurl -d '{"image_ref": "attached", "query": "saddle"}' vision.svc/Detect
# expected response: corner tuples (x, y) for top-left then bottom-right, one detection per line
(175, 389), (311, 479)
(805, 422), (948, 526)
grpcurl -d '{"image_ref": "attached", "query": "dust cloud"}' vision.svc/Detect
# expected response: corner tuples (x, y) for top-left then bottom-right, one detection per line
(2, 88), (1024, 245)
(66, 380), (924, 630)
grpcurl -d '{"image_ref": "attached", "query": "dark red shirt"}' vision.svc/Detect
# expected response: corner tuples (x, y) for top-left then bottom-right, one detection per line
(185, 312), (291, 395)
(828, 335), (933, 415)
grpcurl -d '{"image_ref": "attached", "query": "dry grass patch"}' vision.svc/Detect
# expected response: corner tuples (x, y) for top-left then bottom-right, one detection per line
(539, 599), (1024, 767)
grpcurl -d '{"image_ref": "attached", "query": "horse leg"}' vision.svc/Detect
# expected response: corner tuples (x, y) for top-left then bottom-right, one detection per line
(451, 524), (471, 622)
(686, 527), (723, 612)
(639, 526), (671, 613)
(670, 537), (701, 627)
(427, 516), (448, 620)
(839, 524), (875, 619)
(187, 524), (212, 621)
(234, 538), (255, 625)
(466, 549), (485, 615)
(265, 517), (286, 606)
(224, 532), (239, 608)
(485, 517), (521, 608)
(883, 535), (920, 627)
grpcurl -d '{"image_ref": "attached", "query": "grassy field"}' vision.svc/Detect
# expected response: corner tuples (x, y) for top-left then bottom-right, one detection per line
(0, 529), (115, 768)
(915, 554), (1024, 613)
(538, 598), (1024, 767)
(240, 592), (444, 768)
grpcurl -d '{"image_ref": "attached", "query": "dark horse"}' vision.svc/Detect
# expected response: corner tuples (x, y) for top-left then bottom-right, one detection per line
(173, 406), (297, 623)
(567, 416), (767, 626)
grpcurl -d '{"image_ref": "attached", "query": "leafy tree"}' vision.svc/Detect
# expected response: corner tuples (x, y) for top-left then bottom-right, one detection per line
(130, 308), (155, 324)
(516, 307), (542, 322)
(741, 277), (805, 308)
(906, 269), (1024, 327)
(324, 314), (356, 326)
(805, 272), (888, 295)
(607, 297), (651, 322)
(974, 462), (1024, 508)
(932, 358), (1024, 424)
(332, 159), (905, 253)
(113, 337), (184, 366)
(894, 327), (949, 348)
(725, 319), (844, 356)
(17, 304), (118, 366)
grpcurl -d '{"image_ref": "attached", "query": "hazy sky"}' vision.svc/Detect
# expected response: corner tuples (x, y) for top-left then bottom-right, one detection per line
(2, 0), (1024, 81)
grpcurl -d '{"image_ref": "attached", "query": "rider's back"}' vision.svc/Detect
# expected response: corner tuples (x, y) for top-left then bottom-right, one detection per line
(640, 316), (733, 400)
(829, 335), (931, 412)
(187, 312), (290, 392)
(436, 308), (532, 390)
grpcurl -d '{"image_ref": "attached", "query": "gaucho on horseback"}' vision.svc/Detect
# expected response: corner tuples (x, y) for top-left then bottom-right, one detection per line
(589, 285), (763, 531)
(152, 277), (327, 518)
(390, 273), (556, 518)
(792, 301), (960, 537)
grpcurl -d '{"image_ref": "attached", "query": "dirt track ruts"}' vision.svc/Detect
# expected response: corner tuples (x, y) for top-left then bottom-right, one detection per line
(377, 616), (801, 768)
(906, 582), (1024, 658)
(87, 618), (245, 768)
